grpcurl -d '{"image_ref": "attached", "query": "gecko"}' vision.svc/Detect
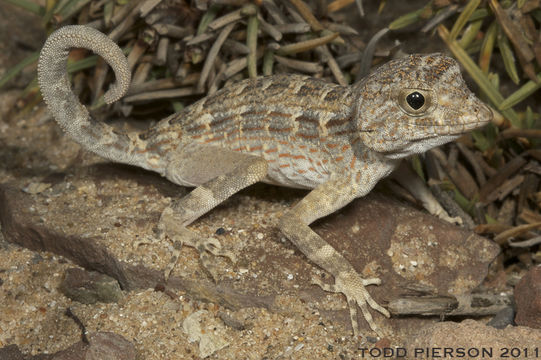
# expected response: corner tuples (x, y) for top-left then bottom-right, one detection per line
(37, 25), (493, 337)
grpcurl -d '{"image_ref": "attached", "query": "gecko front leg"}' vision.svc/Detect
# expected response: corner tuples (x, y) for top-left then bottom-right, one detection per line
(279, 173), (392, 337)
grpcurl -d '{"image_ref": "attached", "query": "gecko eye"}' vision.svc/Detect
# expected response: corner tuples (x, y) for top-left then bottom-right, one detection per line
(406, 92), (424, 109)
(397, 88), (433, 116)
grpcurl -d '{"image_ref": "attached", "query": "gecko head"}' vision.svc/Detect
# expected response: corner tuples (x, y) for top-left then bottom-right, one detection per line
(353, 53), (492, 159)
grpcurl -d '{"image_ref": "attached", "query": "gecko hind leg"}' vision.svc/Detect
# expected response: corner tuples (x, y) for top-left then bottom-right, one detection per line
(158, 144), (268, 281)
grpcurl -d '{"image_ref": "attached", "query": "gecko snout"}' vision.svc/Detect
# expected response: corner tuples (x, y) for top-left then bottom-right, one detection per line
(476, 102), (494, 126)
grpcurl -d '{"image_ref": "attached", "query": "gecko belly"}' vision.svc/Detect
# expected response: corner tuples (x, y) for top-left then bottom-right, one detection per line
(262, 157), (330, 189)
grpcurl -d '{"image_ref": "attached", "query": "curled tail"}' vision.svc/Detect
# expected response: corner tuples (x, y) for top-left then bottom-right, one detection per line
(38, 25), (154, 170)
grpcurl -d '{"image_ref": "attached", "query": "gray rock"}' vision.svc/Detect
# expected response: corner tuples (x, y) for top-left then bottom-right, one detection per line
(487, 306), (515, 329)
(59, 268), (123, 304)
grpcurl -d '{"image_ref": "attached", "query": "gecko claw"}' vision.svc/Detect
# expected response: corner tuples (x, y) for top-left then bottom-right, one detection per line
(312, 271), (389, 338)
(155, 206), (236, 281)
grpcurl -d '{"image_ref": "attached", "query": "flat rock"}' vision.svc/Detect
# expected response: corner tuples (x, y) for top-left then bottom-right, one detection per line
(514, 265), (541, 329)
(406, 319), (541, 360)
(309, 192), (500, 333)
(0, 161), (500, 336)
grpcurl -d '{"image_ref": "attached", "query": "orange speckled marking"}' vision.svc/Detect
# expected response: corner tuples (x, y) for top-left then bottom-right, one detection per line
(204, 135), (224, 143)
(349, 156), (357, 169)
(135, 139), (171, 154)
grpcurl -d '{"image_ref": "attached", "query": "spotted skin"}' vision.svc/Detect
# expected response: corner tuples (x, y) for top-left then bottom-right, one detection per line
(38, 25), (493, 337)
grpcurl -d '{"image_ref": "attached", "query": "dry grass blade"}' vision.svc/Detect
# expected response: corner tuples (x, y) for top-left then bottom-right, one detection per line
(262, 50), (274, 76)
(327, 0), (354, 13)
(208, 5), (256, 31)
(354, 0), (364, 17)
(128, 75), (199, 95)
(501, 128), (541, 139)
(261, 0), (287, 25)
(497, 30), (520, 85)
(274, 22), (311, 34)
(323, 21), (359, 36)
(131, 62), (153, 86)
(109, 0), (146, 41)
(126, 40), (148, 71)
(358, 27), (389, 80)
(499, 72), (541, 110)
(186, 33), (216, 46)
(274, 55), (323, 73)
(485, 175), (524, 203)
(449, 0), (481, 41)
(257, 14), (282, 41)
(223, 39), (250, 55)
(223, 56), (248, 78)
(1, 0), (44, 14)
(153, 24), (191, 38)
(457, 19), (483, 49)
(56, 0), (93, 22)
(479, 156), (527, 201)
(123, 88), (201, 103)
(508, 236), (541, 248)
(456, 143), (486, 186)
(197, 4), (221, 35)
(421, 4), (458, 33)
(103, 0), (113, 27)
(247, 13), (259, 78)
(109, 0), (140, 26)
(139, 0), (163, 17)
(493, 222), (541, 244)
(207, 9), (243, 31)
(478, 21), (497, 73)
(288, 0), (324, 31)
(388, 5), (428, 30)
(276, 32), (339, 56)
(316, 46), (347, 86)
(155, 37), (169, 66)
(0, 51), (39, 90)
(197, 22), (236, 92)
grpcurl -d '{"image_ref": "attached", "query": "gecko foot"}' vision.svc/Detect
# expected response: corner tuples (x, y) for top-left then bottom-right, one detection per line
(156, 207), (236, 281)
(312, 270), (390, 338)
